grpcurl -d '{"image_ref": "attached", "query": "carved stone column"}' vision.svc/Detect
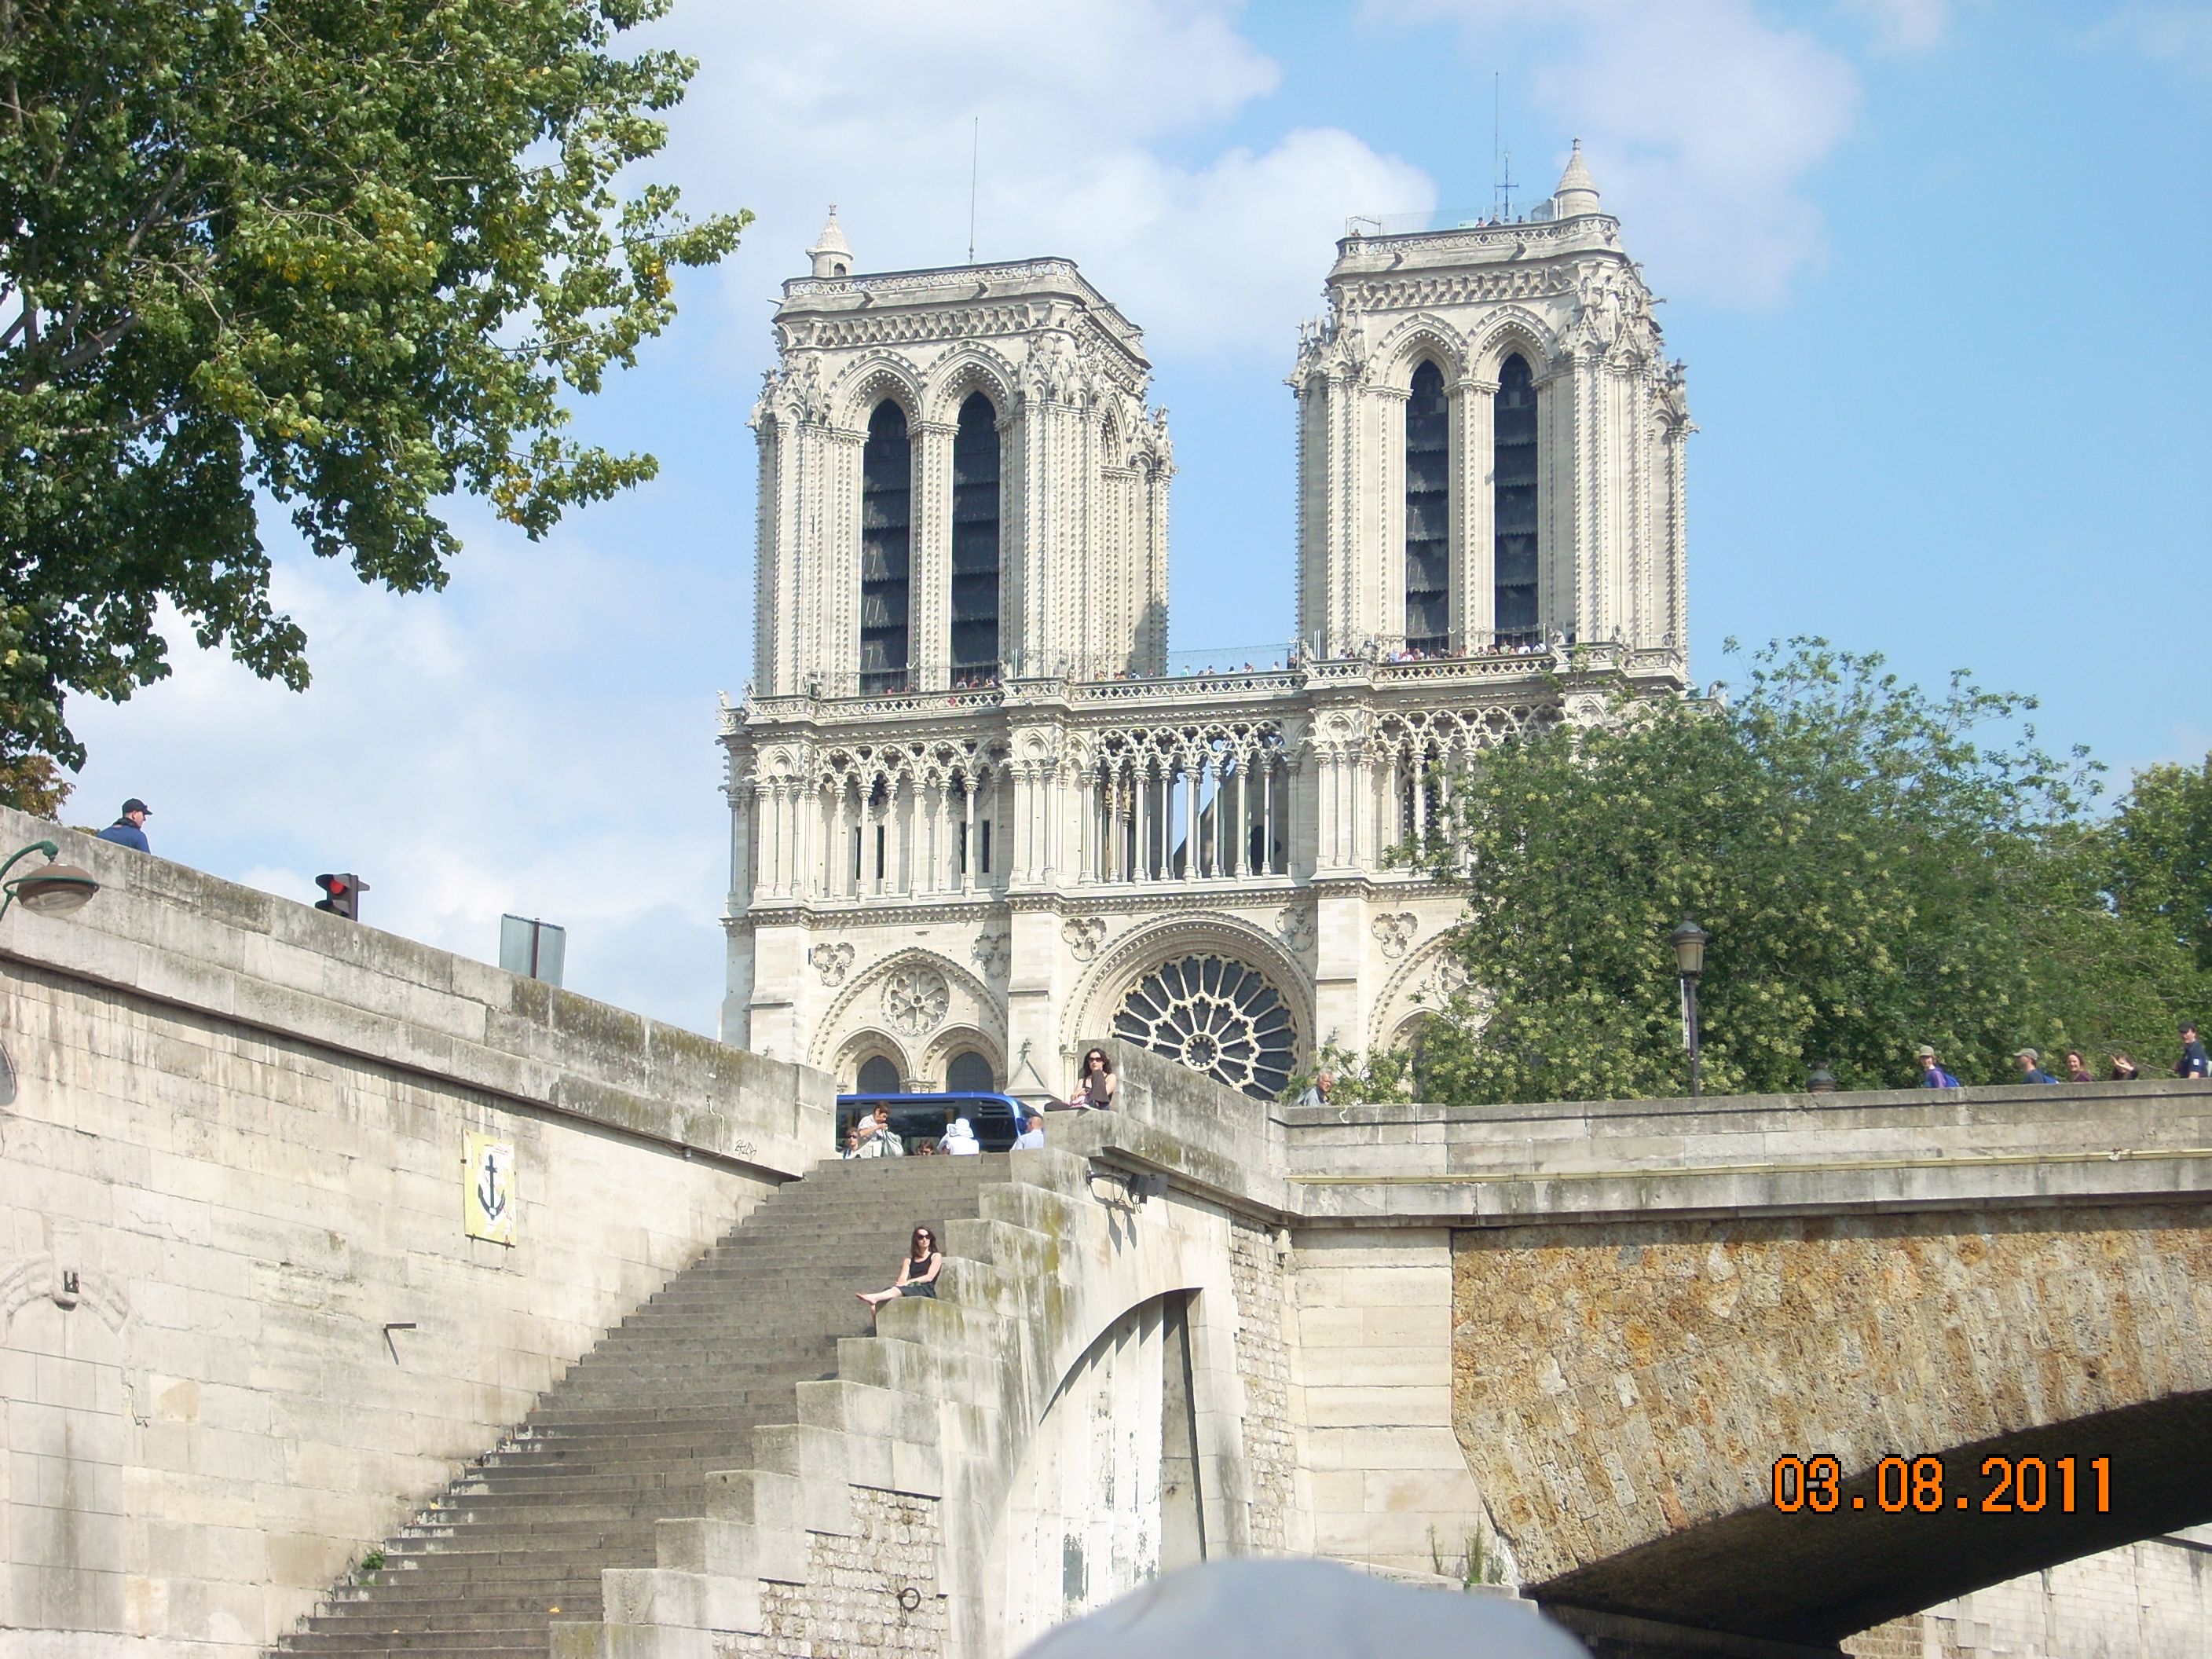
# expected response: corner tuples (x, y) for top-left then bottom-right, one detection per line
(911, 419), (955, 689)
(1454, 375), (1498, 649)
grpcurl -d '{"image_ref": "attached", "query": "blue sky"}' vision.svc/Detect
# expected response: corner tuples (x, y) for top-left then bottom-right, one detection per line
(63, 0), (2212, 1035)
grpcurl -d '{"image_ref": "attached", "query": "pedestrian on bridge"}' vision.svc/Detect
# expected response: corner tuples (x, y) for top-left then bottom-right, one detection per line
(2179, 1023), (2209, 1079)
(95, 798), (152, 852)
(2014, 1048), (2058, 1084)
(1915, 1046), (1960, 1088)
(2063, 1049), (2096, 1083)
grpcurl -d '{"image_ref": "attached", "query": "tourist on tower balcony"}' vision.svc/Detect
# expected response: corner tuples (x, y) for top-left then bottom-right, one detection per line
(2014, 1049), (2058, 1084)
(1068, 1048), (1117, 1109)
(1914, 1046), (1959, 1089)
(856, 1226), (942, 1310)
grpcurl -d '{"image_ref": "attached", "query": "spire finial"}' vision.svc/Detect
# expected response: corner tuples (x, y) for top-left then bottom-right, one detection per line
(808, 205), (853, 278)
(1555, 140), (1600, 218)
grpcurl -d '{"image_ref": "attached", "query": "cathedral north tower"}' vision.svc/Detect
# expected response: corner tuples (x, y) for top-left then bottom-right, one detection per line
(1293, 142), (1690, 663)
(750, 211), (1173, 700)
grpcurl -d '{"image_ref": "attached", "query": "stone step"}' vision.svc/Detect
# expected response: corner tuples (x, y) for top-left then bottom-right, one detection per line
(303, 1156), (1004, 1656)
(285, 1639), (552, 1657)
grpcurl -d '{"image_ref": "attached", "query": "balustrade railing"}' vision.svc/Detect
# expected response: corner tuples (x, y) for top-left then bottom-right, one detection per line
(1079, 746), (1291, 886)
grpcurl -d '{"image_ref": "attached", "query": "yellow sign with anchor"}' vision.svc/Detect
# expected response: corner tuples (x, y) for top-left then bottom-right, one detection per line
(464, 1132), (517, 1245)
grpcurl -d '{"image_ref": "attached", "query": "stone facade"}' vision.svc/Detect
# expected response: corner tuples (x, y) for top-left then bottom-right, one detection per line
(720, 164), (1690, 1106)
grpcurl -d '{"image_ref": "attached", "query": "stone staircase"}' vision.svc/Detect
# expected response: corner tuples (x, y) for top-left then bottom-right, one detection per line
(279, 1155), (1004, 1659)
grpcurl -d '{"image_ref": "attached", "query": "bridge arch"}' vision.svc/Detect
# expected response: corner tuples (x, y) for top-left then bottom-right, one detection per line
(1452, 1200), (2212, 1643)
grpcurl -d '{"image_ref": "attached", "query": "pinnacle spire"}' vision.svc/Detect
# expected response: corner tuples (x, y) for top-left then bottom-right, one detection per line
(808, 205), (853, 278)
(1554, 140), (1600, 218)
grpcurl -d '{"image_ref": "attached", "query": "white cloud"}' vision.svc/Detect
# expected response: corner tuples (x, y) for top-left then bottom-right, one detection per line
(2098, 2), (2212, 76)
(64, 520), (734, 1035)
(645, 0), (1430, 358)
(1379, 0), (1863, 306)
(1840, 0), (1951, 53)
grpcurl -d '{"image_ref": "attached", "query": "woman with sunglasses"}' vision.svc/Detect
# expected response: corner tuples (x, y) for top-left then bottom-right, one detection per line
(1068, 1046), (1118, 1110)
(857, 1225), (943, 1309)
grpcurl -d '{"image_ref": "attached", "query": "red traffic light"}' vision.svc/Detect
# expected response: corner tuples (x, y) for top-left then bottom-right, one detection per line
(313, 872), (369, 921)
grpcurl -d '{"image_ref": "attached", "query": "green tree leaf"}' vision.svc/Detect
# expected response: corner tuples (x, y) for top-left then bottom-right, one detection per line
(1380, 641), (2209, 1101)
(0, 0), (748, 782)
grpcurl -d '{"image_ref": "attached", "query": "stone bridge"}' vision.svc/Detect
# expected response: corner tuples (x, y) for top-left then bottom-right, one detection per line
(4, 804), (2209, 1659)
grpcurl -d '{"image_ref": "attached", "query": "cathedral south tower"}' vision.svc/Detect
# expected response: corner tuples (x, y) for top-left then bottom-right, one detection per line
(723, 154), (1690, 1109)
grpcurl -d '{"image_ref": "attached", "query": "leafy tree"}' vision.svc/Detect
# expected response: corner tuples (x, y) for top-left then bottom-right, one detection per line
(2107, 753), (2212, 972)
(1394, 640), (2209, 1103)
(0, 602), (70, 814)
(0, 0), (746, 797)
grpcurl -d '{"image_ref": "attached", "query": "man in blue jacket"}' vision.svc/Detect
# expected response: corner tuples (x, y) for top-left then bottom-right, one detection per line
(95, 799), (151, 852)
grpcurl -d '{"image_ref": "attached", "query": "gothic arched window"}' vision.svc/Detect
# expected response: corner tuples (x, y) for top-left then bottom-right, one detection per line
(1493, 353), (1540, 644)
(945, 1049), (995, 1093)
(951, 392), (1002, 680)
(1404, 360), (1450, 654)
(861, 399), (913, 693)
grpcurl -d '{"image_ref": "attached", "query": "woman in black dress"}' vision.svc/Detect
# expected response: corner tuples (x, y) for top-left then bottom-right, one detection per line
(858, 1226), (943, 1309)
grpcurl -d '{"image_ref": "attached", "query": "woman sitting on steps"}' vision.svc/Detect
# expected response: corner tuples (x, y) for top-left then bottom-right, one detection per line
(857, 1226), (943, 1310)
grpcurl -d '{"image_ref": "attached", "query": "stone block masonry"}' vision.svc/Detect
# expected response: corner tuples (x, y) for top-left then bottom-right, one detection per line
(721, 1488), (947, 1659)
(0, 806), (833, 1659)
(1227, 1221), (1294, 1555)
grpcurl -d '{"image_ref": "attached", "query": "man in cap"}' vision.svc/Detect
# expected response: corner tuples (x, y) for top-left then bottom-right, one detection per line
(2180, 1022), (2210, 1081)
(95, 799), (152, 853)
(2014, 1048), (2057, 1084)
(1915, 1045), (1960, 1088)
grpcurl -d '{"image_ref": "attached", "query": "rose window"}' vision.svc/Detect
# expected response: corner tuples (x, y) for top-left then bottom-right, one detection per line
(1111, 955), (1297, 1100)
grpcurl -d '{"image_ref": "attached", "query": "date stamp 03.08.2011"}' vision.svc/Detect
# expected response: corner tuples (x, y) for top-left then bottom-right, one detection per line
(1773, 1455), (2111, 1515)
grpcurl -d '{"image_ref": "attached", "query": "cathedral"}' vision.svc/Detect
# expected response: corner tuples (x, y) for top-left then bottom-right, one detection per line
(719, 144), (1692, 1105)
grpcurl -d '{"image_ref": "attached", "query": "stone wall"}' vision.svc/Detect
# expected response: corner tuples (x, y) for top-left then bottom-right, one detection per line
(1452, 1203), (2212, 1639)
(1844, 1526), (2212, 1658)
(0, 808), (833, 1659)
(1226, 1220), (1294, 1555)
(1286, 1227), (1500, 1581)
(723, 1489), (947, 1659)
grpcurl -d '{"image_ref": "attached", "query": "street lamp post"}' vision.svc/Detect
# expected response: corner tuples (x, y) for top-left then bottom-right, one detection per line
(1669, 917), (1708, 1100)
(0, 840), (101, 922)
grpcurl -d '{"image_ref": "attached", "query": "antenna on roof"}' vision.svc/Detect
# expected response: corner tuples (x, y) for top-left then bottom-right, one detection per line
(1492, 74), (1517, 222)
(967, 116), (980, 264)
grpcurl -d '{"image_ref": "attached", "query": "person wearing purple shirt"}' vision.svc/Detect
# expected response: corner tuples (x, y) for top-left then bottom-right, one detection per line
(1915, 1045), (1960, 1088)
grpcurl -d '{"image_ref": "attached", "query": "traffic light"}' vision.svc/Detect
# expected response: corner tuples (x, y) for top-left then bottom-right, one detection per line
(313, 873), (368, 921)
